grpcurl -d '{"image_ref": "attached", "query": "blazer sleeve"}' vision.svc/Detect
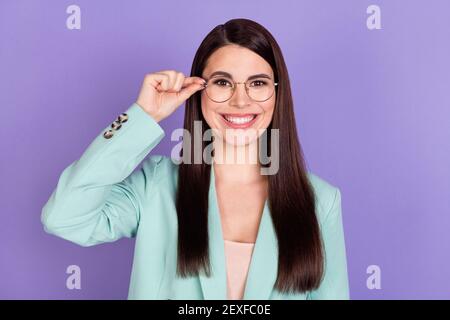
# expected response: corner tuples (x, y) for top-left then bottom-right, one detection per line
(307, 188), (350, 299)
(41, 102), (165, 247)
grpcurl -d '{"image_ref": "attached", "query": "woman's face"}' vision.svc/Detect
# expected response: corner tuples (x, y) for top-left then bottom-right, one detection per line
(201, 45), (276, 147)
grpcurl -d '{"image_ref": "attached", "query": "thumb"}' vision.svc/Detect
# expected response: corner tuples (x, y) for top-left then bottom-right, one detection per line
(178, 82), (204, 101)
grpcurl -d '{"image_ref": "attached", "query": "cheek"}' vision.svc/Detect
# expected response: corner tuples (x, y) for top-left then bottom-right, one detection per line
(260, 101), (276, 126)
(201, 97), (216, 124)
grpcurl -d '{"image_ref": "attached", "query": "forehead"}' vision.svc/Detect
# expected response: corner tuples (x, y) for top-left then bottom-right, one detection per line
(203, 45), (274, 79)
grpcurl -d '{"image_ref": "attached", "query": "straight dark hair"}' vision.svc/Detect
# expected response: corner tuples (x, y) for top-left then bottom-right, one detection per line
(175, 18), (324, 294)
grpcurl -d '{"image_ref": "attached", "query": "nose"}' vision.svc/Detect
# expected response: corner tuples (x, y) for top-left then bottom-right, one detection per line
(229, 83), (251, 108)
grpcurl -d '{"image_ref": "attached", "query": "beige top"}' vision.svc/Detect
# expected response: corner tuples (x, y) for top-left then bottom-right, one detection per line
(224, 239), (255, 300)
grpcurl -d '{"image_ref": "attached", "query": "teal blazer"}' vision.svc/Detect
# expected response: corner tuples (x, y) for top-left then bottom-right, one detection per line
(41, 103), (350, 300)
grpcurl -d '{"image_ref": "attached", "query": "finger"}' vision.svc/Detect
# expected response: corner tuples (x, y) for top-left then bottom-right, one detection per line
(178, 82), (205, 100)
(157, 70), (178, 91)
(173, 72), (185, 92)
(183, 76), (207, 87)
(166, 70), (179, 90)
(149, 73), (170, 91)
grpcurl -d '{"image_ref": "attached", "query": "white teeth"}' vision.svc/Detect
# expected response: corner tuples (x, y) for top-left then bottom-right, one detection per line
(223, 115), (256, 124)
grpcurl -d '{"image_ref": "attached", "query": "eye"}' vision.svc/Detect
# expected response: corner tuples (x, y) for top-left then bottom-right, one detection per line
(250, 80), (268, 87)
(213, 78), (232, 87)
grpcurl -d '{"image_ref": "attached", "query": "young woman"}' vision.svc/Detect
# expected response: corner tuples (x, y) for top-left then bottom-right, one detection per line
(41, 18), (349, 300)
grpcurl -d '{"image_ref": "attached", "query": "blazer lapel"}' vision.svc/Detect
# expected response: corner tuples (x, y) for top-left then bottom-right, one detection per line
(199, 165), (279, 300)
(242, 199), (278, 299)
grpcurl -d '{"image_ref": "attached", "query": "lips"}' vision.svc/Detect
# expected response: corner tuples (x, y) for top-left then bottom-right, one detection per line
(219, 113), (259, 129)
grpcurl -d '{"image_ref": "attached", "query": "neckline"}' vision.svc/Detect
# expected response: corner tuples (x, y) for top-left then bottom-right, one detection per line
(224, 239), (255, 245)
(203, 164), (278, 300)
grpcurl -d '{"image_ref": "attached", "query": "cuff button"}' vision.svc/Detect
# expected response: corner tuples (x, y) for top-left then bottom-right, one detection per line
(103, 130), (114, 139)
(111, 121), (122, 130)
(117, 113), (128, 123)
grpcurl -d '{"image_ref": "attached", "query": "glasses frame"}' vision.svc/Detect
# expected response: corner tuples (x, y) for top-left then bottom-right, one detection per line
(202, 76), (279, 103)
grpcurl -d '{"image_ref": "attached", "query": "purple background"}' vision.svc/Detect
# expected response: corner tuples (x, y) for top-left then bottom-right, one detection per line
(1, 0), (449, 299)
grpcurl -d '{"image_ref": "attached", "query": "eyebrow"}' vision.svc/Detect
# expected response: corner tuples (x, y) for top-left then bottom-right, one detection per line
(207, 71), (272, 81)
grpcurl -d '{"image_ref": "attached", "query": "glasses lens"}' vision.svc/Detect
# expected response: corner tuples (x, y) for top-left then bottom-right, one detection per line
(205, 77), (276, 102)
(247, 79), (275, 102)
(205, 77), (234, 102)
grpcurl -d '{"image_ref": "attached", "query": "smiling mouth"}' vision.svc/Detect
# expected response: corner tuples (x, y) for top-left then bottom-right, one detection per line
(220, 113), (258, 125)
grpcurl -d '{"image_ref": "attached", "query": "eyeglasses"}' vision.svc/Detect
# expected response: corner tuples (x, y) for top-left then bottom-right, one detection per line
(202, 76), (278, 103)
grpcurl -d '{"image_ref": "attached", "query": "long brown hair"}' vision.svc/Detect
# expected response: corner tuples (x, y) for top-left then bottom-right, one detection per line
(175, 18), (324, 293)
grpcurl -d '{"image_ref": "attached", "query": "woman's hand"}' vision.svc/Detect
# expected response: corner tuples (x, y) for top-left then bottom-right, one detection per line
(135, 70), (206, 123)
